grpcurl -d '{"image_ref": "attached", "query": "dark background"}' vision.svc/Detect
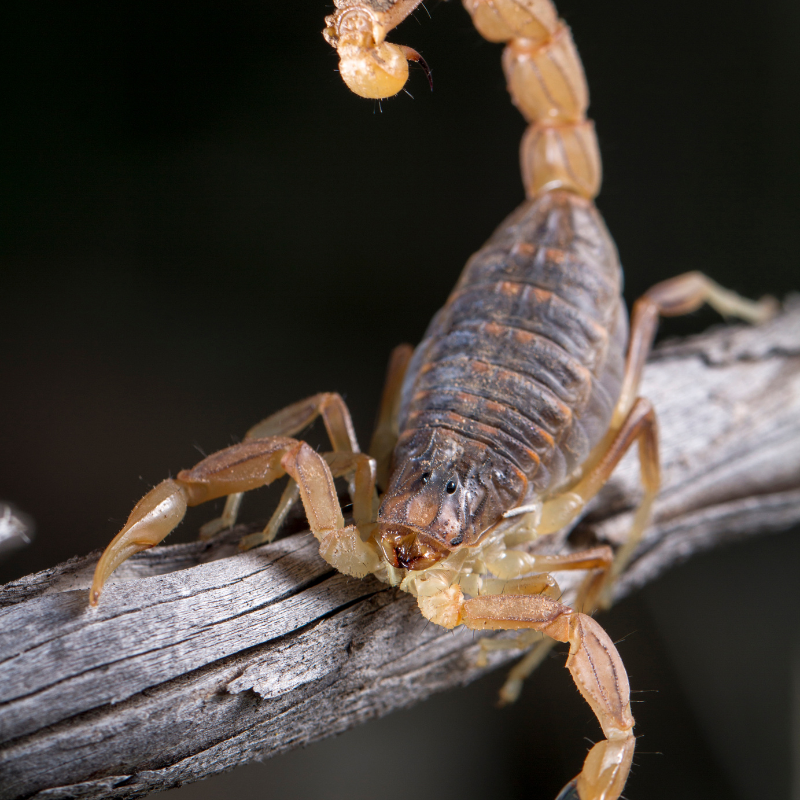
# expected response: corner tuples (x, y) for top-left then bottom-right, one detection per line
(2, 1), (798, 798)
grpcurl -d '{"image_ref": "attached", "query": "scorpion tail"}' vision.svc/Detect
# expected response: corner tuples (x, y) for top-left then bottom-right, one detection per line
(462, 0), (601, 200)
(323, 1), (430, 100)
(325, 0), (601, 198)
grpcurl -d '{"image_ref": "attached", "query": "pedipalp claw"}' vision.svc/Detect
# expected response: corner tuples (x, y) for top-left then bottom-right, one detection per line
(576, 737), (636, 800)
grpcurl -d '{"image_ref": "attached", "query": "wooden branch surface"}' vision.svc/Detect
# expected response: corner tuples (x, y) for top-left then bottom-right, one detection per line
(2, 301), (799, 800)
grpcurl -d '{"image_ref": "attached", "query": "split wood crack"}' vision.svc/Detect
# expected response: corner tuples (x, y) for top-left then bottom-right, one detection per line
(1, 300), (799, 800)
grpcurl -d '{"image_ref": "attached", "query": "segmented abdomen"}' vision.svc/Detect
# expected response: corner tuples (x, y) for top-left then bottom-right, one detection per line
(398, 190), (627, 498)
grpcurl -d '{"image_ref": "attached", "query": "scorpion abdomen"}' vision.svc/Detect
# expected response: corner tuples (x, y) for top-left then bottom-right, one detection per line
(397, 191), (627, 505)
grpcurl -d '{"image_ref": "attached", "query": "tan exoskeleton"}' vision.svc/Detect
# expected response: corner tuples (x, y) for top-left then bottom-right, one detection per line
(89, 2), (776, 799)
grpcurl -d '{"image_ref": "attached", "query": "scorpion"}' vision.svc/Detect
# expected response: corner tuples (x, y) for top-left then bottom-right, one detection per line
(88, 2), (776, 798)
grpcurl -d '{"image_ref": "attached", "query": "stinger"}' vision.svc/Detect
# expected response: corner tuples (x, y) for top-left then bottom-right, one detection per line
(323, 0), (431, 99)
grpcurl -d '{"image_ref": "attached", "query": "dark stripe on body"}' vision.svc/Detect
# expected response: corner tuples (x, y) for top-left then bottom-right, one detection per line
(424, 320), (594, 407)
(405, 409), (541, 474)
(443, 282), (610, 370)
(415, 357), (573, 437)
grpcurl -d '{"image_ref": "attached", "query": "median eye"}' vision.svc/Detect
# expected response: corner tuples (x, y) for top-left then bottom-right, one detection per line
(445, 478), (458, 494)
(421, 472), (430, 485)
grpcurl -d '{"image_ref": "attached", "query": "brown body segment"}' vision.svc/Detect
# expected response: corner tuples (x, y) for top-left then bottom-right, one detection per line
(392, 190), (627, 521)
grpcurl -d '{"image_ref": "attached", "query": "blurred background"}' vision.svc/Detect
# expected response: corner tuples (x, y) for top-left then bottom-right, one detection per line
(2, 0), (798, 798)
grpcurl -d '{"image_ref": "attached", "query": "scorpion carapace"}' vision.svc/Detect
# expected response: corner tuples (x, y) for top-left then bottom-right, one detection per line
(378, 426), (526, 569)
(88, 2), (777, 799)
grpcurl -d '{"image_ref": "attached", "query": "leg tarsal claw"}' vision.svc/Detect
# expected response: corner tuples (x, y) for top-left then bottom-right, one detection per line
(497, 637), (555, 705)
(555, 778), (580, 800)
(199, 492), (243, 540)
(239, 480), (301, 552)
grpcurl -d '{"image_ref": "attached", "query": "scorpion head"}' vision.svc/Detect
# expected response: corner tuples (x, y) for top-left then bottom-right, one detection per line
(377, 429), (525, 571)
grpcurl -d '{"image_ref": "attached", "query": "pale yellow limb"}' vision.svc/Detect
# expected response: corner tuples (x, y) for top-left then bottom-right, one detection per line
(199, 492), (244, 540)
(462, 592), (635, 800)
(479, 572), (561, 598)
(614, 271), (777, 426)
(498, 638), (556, 705)
(238, 480), (301, 552)
(200, 392), (360, 540)
(475, 629), (545, 669)
(545, 274), (775, 607)
(538, 398), (659, 611)
(491, 546), (614, 704)
(90, 436), (379, 605)
(539, 399), (658, 536)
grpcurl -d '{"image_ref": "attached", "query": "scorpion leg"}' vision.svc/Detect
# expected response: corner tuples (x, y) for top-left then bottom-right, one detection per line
(238, 449), (380, 552)
(486, 547), (615, 704)
(282, 447), (381, 579)
(549, 273), (774, 602)
(486, 544), (613, 583)
(237, 479), (301, 551)
(369, 344), (414, 490)
(200, 392), (360, 540)
(91, 437), (295, 604)
(539, 397), (659, 607)
(462, 593), (635, 800)
(90, 437), (379, 604)
(614, 271), (777, 425)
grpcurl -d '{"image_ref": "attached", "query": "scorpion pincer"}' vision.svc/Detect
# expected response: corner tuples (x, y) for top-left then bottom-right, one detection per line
(88, 2), (776, 798)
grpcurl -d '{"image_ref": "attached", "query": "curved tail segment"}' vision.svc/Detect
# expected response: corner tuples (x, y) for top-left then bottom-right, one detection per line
(325, 0), (600, 199)
(463, 0), (601, 199)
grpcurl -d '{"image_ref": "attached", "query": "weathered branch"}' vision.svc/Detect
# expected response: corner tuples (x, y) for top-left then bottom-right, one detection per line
(1, 301), (799, 800)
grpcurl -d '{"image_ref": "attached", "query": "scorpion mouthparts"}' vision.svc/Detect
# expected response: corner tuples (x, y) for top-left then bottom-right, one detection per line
(378, 525), (448, 571)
